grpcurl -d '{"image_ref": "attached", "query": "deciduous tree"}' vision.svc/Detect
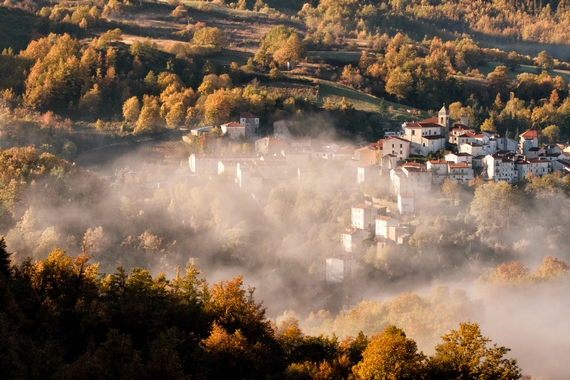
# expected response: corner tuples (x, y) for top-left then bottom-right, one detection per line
(427, 322), (521, 379)
(354, 325), (425, 380)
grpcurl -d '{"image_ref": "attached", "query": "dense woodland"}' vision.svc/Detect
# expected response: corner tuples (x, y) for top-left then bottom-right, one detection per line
(1, 0), (570, 377)
(0, 243), (529, 379)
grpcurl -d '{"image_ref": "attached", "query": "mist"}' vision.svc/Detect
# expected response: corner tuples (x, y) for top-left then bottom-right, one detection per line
(2, 127), (570, 378)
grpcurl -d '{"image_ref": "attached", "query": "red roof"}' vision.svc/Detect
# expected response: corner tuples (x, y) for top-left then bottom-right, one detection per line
(385, 136), (410, 143)
(448, 162), (469, 168)
(404, 121), (442, 130)
(371, 139), (384, 148)
(267, 138), (289, 147)
(520, 130), (538, 139)
(420, 117), (438, 123)
(240, 112), (258, 119)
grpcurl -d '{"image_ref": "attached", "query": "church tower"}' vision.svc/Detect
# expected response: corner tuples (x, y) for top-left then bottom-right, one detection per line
(438, 104), (450, 136)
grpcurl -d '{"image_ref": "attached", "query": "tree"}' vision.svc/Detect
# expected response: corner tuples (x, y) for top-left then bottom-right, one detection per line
(442, 179), (459, 204)
(135, 95), (163, 134)
(427, 322), (521, 379)
(354, 325), (425, 380)
(536, 50), (554, 69)
(165, 102), (186, 128)
(255, 25), (300, 66)
(542, 124), (560, 143)
(478, 261), (530, 284)
(505, 51), (520, 71)
(78, 84), (102, 116)
(272, 33), (306, 66)
(385, 67), (413, 102)
(480, 115), (497, 132)
(122, 96), (140, 123)
(0, 237), (11, 279)
(193, 27), (228, 52)
(171, 5), (187, 18)
(203, 90), (232, 125)
(487, 65), (510, 92)
(470, 181), (523, 238)
(533, 256), (569, 280)
(549, 89), (559, 106)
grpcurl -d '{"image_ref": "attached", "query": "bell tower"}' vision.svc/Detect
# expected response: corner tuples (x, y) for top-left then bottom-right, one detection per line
(438, 104), (450, 136)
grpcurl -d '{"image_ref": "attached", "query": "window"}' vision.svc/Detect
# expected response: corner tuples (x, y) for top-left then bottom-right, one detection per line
(400, 144), (402, 148)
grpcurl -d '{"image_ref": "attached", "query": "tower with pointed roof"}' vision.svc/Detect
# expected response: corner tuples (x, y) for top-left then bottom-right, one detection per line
(438, 104), (450, 137)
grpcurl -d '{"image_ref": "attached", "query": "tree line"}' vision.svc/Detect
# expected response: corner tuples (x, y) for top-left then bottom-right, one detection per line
(0, 242), (522, 379)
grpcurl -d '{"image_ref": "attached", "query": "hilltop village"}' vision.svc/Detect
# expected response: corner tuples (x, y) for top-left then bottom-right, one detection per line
(186, 107), (570, 290)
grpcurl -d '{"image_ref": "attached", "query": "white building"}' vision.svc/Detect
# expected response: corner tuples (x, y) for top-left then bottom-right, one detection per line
(403, 119), (446, 156)
(460, 142), (485, 157)
(340, 228), (370, 252)
(519, 130), (539, 155)
(326, 257), (355, 283)
(189, 153), (257, 175)
(445, 152), (473, 167)
(357, 164), (379, 184)
(493, 136), (518, 152)
(255, 137), (289, 155)
(447, 162), (474, 183)
(236, 162), (263, 192)
(282, 148), (310, 170)
(449, 124), (474, 144)
(398, 193), (415, 214)
(515, 157), (552, 180)
(382, 136), (411, 160)
(375, 216), (399, 239)
(221, 122), (246, 139)
(351, 204), (377, 229)
(218, 160), (240, 177)
(355, 145), (381, 166)
(485, 154), (517, 183)
(390, 163), (432, 195)
(379, 154), (398, 176)
(427, 159), (448, 184)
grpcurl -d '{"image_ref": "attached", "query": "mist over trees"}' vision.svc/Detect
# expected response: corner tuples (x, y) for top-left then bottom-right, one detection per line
(0, 246), (524, 379)
(1, 0), (570, 377)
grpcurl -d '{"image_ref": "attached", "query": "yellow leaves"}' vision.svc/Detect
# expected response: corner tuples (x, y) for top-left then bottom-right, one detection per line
(203, 89), (233, 125)
(479, 256), (569, 284)
(354, 325), (425, 380)
(201, 322), (248, 354)
(192, 27), (228, 52)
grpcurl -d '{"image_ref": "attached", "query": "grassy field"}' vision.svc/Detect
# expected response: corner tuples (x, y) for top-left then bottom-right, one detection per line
(478, 62), (570, 83)
(205, 49), (253, 67)
(306, 51), (362, 64)
(176, 1), (269, 19)
(0, 7), (38, 52)
(315, 79), (427, 120)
